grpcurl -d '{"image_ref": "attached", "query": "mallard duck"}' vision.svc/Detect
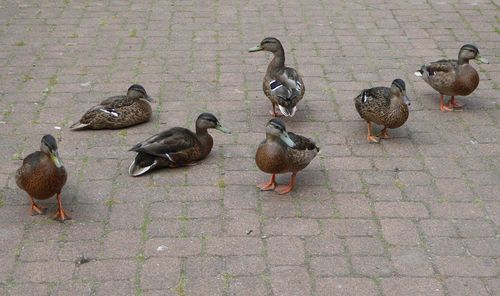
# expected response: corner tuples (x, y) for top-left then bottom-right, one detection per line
(256, 119), (319, 194)
(15, 135), (70, 222)
(70, 84), (154, 130)
(354, 79), (410, 143)
(128, 113), (231, 176)
(248, 37), (305, 117)
(415, 44), (489, 112)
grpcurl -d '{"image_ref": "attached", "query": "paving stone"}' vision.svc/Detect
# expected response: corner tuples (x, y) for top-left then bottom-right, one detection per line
(381, 219), (421, 246)
(351, 256), (392, 277)
(266, 236), (305, 266)
(271, 266), (310, 296)
(229, 276), (268, 296)
(141, 257), (181, 290)
(96, 281), (135, 296)
(381, 277), (444, 296)
(434, 256), (497, 277)
(14, 261), (74, 283)
(145, 238), (202, 257)
(76, 259), (136, 281)
(225, 256), (266, 276)
(316, 277), (378, 296)
(310, 256), (350, 276)
(390, 247), (435, 276)
(444, 277), (490, 296)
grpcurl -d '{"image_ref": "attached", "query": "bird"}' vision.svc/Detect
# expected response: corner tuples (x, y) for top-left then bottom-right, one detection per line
(354, 79), (410, 143)
(70, 84), (155, 130)
(128, 113), (231, 176)
(15, 135), (71, 222)
(248, 37), (305, 117)
(255, 119), (319, 194)
(415, 44), (488, 112)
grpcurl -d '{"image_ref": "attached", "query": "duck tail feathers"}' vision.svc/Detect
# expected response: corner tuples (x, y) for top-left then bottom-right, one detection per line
(128, 159), (157, 177)
(69, 121), (89, 130)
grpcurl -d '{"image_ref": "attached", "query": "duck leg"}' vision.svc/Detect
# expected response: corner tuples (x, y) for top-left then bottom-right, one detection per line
(53, 192), (71, 222)
(269, 103), (283, 117)
(29, 196), (46, 215)
(440, 94), (453, 112)
(380, 127), (391, 139)
(448, 96), (464, 109)
(366, 122), (380, 143)
(258, 174), (277, 191)
(275, 173), (297, 195)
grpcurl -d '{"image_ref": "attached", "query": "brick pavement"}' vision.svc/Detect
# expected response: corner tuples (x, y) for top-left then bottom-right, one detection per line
(0, 0), (499, 295)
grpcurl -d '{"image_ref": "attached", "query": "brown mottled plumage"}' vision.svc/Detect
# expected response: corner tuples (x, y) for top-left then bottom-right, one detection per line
(70, 84), (154, 130)
(248, 37), (305, 117)
(15, 135), (70, 222)
(354, 79), (410, 143)
(256, 119), (319, 194)
(415, 44), (488, 112)
(128, 113), (231, 176)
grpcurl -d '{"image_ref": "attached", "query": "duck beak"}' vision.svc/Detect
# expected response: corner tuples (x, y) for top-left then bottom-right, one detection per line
(475, 55), (489, 64)
(248, 45), (263, 52)
(279, 132), (295, 148)
(50, 150), (63, 168)
(145, 95), (155, 103)
(216, 123), (231, 134)
(403, 95), (411, 106)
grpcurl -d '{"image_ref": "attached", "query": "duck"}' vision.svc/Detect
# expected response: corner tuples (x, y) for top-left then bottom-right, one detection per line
(256, 119), (319, 194)
(70, 84), (155, 130)
(15, 135), (71, 222)
(415, 44), (488, 112)
(128, 113), (231, 176)
(354, 79), (410, 143)
(248, 37), (305, 117)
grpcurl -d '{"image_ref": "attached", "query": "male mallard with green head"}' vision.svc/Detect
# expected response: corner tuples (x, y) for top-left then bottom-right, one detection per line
(415, 44), (488, 112)
(248, 37), (305, 117)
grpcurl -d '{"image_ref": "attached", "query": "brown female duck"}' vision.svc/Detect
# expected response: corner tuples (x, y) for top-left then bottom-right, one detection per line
(248, 37), (305, 117)
(128, 113), (231, 176)
(415, 44), (488, 112)
(354, 79), (410, 143)
(256, 119), (319, 194)
(15, 135), (70, 222)
(70, 84), (154, 130)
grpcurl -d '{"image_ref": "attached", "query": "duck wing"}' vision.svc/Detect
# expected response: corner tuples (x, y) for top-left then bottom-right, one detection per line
(129, 127), (199, 159)
(288, 132), (319, 151)
(269, 67), (304, 116)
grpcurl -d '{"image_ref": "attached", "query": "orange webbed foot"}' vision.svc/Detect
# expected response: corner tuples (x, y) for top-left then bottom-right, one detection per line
(274, 173), (296, 195)
(380, 129), (391, 139)
(440, 104), (453, 112)
(367, 135), (380, 143)
(53, 208), (72, 222)
(258, 174), (277, 191)
(30, 203), (47, 216)
(449, 97), (464, 109)
(274, 184), (294, 194)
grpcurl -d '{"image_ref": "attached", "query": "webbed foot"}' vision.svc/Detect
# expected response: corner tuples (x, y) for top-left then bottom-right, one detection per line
(258, 174), (277, 191)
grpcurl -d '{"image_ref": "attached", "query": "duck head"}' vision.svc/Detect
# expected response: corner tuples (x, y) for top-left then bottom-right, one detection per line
(265, 119), (295, 147)
(127, 84), (155, 102)
(40, 134), (63, 168)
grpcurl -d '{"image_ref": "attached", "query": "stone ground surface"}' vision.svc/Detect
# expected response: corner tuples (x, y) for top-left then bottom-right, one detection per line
(0, 0), (499, 295)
